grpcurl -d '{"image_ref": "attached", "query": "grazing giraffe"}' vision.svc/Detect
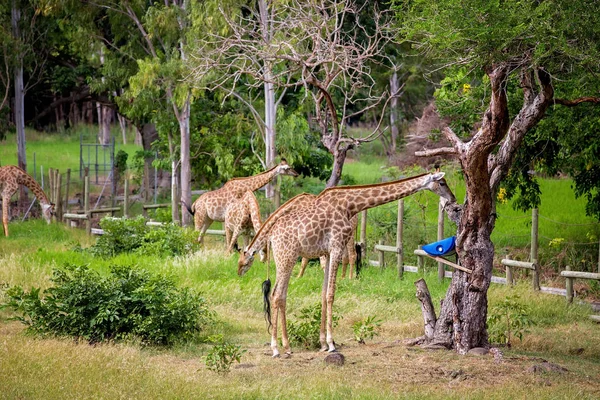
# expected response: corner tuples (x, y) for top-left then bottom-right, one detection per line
(224, 190), (262, 254)
(183, 160), (298, 244)
(238, 172), (456, 357)
(0, 165), (54, 237)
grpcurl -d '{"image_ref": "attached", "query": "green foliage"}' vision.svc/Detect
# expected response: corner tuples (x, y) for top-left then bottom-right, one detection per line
(114, 149), (129, 178)
(487, 294), (533, 347)
(90, 216), (198, 257)
(352, 315), (382, 344)
(2, 264), (213, 345)
(204, 337), (246, 374)
(287, 302), (341, 350)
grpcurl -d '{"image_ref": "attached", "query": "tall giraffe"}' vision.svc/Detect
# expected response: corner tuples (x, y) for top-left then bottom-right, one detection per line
(0, 165), (54, 237)
(183, 160), (298, 244)
(238, 172), (456, 357)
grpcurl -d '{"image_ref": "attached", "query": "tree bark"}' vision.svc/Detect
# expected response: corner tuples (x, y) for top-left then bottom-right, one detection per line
(388, 69), (400, 157)
(179, 94), (191, 226)
(12, 0), (27, 208)
(415, 279), (436, 340)
(422, 65), (556, 354)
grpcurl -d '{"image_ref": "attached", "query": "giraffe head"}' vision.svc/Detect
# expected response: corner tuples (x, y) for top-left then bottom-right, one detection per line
(422, 172), (456, 203)
(41, 202), (55, 224)
(238, 247), (255, 276)
(275, 159), (299, 177)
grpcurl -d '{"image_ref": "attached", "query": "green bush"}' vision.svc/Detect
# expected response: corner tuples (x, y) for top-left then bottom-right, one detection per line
(2, 264), (213, 345)
(204, 337), (246, 374)
(487, 294), (533, 347)
(352, 315), (382, 344)
(287, 302), (341, 350)
(90, 216), (198, 257)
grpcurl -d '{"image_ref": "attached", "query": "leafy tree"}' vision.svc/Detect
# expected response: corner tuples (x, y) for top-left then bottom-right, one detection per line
(396, 0), (600, 353)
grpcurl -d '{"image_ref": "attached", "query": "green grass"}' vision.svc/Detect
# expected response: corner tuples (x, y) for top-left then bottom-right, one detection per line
(0, 127), (141, 176)
(1, 223), (599, 399)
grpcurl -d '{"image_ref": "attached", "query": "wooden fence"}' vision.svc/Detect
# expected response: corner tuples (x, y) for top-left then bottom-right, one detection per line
(362, 198), (600, 314)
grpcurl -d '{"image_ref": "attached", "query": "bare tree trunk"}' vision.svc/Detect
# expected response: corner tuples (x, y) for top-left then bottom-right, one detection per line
(258, 0), (278, 202)
(264, 77), (277, 199)
(326, 148), (349, 188)
(12, 0), (27, 209)
(388, 70), (400, 157)
(179, 94), (191, 226)
(118, 113), (127, 144)
(100, 105), (112, 145)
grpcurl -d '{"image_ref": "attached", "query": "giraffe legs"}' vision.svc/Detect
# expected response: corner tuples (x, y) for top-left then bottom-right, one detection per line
(270, 263), (294, 358)
(226, 225), (243, 254)
(297, 257), (309, 278)
(2, 194), (9, 237)
(323, 250), (343, 352)
(319, 255), (330, 352)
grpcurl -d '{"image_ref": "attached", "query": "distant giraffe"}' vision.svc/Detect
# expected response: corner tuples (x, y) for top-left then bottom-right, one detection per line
(224, 190), (262, 254)
(183, 160), (298, 244)
(238, 172), (456, 357)
(0, 165), (54, 237)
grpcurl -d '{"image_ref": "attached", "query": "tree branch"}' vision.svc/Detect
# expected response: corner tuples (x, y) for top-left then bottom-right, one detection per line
(554, 96), (600, 107)
(415, 147), (457, 157)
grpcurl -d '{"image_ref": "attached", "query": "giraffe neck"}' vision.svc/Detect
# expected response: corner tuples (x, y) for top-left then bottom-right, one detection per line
(317, 173), (431, 216)
(14, 166), (51, 205)
(231, 165), (280, 193)
(246, 193), (314, 255)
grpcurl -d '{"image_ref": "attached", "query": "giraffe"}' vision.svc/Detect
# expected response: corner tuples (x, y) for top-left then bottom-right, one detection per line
(183, 160), (298, 244)
(224, 190), (263, 254)
(0, 165), (55, 237)
(238, 171), (456, 357)
(296, 214), (359, 279)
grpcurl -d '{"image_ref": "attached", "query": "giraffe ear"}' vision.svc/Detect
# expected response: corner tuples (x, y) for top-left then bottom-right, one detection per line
(431, 172), (445, 181)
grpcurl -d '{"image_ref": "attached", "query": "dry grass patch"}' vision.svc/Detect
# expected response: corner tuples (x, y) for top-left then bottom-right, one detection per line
(2, 320), (600, 400)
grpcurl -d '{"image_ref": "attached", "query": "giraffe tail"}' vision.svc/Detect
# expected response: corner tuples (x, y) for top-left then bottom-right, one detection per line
(181, 200), (194, 216)
(261, 278), (272, 334)
(355, 243), (363, 277)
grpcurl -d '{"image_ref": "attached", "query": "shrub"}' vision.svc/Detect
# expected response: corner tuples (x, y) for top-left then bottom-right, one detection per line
(352, 315), (382, 344)
(204, 337), (246, 374)
(487, 294), (533, 347)
(90, 216), (198, 257)
(287, 302), (341, 350)
(2, 264), (213, 345)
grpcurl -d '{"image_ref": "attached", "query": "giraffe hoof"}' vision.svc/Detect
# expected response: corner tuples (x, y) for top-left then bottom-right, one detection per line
(327, 348), (338, 353)
(282, 352), (292, 359)
(272, 353), (281, 358)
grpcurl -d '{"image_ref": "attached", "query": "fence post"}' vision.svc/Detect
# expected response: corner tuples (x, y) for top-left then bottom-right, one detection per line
(84, 175), (91, 235)
(437, 199), (445, 282)
(397, 199), (404, 279)
(64, 169), (71, 214)
(506, 264), (513, 286)
(531, 207), (540, 290)
(124, 178), (129, 218)
(378, 239), (385, 270)
(417, 244), (423, 272)
(56, 172), (63, 222)
(565, 264), (574, 303)
(360, 210), (367, 260)
(597, 239), (600, 274)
